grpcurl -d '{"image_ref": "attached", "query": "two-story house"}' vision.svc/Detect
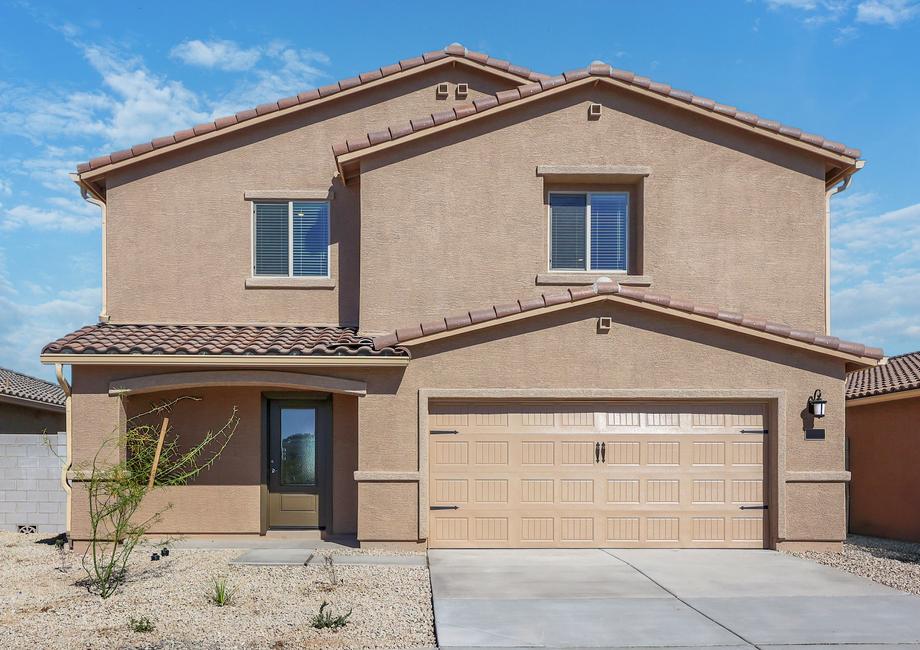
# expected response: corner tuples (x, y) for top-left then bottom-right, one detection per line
(42, 44), (882, 550)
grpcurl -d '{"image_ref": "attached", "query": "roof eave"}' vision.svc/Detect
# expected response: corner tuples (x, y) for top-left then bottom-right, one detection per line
(386, 294), (881, 369)
(40, 353), (410, 367)
(0, 392), (66, 413)
(335, 76), (860, 178)
(846, 386), (920, 406)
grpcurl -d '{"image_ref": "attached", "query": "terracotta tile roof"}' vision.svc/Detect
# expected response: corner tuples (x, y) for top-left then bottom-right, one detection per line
(847, 351), (920, 400)
(42, 323), (409, 358)
(334, 61), (860, 162)
(0, 366), (65, 407)
(373, 281), (883, 362)
(76, 43), (547, 175)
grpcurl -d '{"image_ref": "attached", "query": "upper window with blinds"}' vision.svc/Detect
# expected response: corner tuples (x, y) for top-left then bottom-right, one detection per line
(253, 201), (330, 277)
(549, 192), (628, 272)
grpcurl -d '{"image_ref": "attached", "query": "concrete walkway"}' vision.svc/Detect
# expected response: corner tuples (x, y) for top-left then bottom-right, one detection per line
(230, 549), (427, 566)
(429, 548), (920, 649)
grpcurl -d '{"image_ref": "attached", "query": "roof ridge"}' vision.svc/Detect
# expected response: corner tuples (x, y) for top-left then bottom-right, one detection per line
(76, 43), (546, 175)
(372, 281), (883, 362)
(333, 60), (860, 162)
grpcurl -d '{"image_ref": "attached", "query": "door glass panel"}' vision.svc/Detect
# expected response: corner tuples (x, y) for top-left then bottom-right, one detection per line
(280, 407), (316, 486)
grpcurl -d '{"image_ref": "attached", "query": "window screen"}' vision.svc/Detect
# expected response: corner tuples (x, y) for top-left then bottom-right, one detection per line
(549, 192), (628, 272)
(590, 193), (628, 271)
(292, 202), (329, 277)
(550, 194), (587, 270)
(254, 203), (290, 276)
(253, 201), (329, 277)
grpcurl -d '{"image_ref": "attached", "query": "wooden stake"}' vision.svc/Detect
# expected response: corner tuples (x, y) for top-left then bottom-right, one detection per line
(147, 417), (169, 490)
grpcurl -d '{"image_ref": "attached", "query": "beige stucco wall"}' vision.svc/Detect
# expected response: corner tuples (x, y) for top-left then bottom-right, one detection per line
(68, 367), (361, 540)
(67, 302), (849, 546)
(354, 302), (848, 546)
(103, 65), (519, 326)
(0, 400), (64, 434)
(847, 397), (920, 542)
(357, 83), (829, 334)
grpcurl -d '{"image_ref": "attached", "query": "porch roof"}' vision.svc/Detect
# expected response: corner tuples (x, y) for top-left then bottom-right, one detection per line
(42, 323), (409, 359)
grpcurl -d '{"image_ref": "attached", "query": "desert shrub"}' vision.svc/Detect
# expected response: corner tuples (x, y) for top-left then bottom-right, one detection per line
(210, 574), (236, 606)
(81, 397), (239, 598)
(129, 616), (155, 633)
(311, 601), (352, 630)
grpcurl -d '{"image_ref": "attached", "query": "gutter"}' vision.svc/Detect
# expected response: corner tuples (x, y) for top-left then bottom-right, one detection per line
(53, 364), (73, 538)
(825, 160), (865, 334)
(70, 173), (109, 322)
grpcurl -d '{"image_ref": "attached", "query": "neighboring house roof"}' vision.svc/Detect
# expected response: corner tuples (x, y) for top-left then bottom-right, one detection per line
(42, 323), (409, 358)
(75, 43), (546, 178)
(847, 351), (920, 400)
(373, 281), (883, 366)
(333, 61), (860, 178)
(0, 366), (66, 408)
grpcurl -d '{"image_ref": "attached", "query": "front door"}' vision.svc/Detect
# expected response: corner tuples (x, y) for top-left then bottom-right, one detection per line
(268, 399), (331, 528)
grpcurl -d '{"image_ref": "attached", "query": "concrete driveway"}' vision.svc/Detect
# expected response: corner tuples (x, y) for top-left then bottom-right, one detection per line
(429, 548), (920, 649)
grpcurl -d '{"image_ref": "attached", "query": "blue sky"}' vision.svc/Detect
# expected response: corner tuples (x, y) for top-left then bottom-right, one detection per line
(1, 0), (918, 380)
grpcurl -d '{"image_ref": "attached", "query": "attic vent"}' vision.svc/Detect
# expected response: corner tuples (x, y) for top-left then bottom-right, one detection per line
(456, 82), (469, 99)
(436, 82), (450, 99)
(588, 103), (602, 119)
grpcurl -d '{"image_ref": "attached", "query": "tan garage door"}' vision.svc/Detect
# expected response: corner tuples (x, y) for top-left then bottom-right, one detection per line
(428, 401), (768, 549)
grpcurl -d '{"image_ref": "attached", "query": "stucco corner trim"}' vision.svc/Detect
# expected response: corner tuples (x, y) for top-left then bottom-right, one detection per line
(243, 189), (333, 201)
(536, 164), (651, 182)
(785, 470), (851, 483)
(353, 471), (421, 482)
(244, 277), (335, 290)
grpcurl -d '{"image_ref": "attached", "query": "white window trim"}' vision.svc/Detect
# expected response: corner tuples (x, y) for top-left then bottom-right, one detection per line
(250, 200), (331, 279)
(547, 191), (629, 273)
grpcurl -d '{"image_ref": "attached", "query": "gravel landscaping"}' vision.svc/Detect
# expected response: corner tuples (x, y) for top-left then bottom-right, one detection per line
(786, 534), (920, 596)
(0, 532), (435, 649)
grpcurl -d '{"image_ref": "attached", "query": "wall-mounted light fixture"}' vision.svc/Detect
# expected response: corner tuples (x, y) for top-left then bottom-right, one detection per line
(807, 389), (827, 418)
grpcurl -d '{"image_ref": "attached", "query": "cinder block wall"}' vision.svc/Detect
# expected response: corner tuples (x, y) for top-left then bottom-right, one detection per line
(0, 432), (67, 533)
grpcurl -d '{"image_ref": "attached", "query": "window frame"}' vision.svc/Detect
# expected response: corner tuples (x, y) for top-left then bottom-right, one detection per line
(250, 200), (331, 279)
(547, 190), (630, 273)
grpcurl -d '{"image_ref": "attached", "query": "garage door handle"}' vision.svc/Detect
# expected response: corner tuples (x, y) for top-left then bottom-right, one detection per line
(600, 441), (606, 463)
(430, 505), (459, 510)
(739, 505), (768, 510)
(595, 442), (601, 463)
(741, 429), (768, 434)
(430, 429), (459, 435)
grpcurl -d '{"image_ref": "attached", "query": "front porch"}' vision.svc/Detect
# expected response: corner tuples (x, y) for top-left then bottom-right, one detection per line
(67, 367), (379, 543)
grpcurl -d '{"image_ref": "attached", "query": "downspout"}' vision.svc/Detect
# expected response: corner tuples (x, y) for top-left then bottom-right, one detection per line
(825, 160), (864, 334)
(54, 363), (73, 537)
(70, 174), (109, 322)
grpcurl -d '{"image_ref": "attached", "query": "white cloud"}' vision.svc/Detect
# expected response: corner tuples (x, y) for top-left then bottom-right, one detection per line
(0, 179), (11, 196)
(82, 44), (209, 148)
(170, 39), (262, 71)
(856, 0), (919, 24)
(766, 0), (850, 23)
(831, 197), (920, 354)
(208, 42), (330, 116)
(1, 195), (100, 232)
(0, 281), (101, 380)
